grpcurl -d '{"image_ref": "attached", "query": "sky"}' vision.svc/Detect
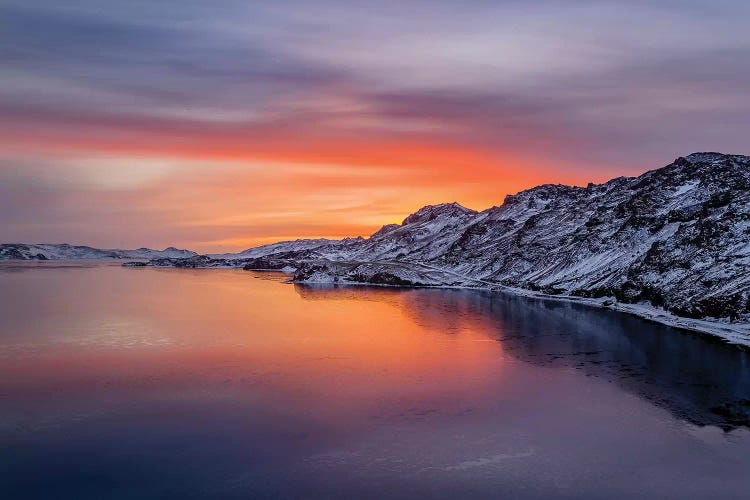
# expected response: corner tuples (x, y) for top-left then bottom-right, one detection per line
(1, 0), (749, 252)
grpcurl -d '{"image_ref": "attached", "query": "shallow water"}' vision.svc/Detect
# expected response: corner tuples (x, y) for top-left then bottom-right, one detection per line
(1, 262), (750, 499)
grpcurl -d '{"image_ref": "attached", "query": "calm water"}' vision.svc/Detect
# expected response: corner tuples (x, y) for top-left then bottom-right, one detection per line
(2, 262), (750, 499)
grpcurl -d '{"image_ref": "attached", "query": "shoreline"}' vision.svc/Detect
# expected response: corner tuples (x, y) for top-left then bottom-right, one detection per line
(290, 274), (750, 348)
(5, 258), (749, 348)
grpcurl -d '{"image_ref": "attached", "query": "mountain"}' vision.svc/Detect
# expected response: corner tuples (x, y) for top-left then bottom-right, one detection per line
(0, 243), (197, 261)
(206, 238), (353, 260)
(128, 152), (750, 340)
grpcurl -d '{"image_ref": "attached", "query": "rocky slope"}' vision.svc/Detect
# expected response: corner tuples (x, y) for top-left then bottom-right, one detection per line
(131, 152), (750, 335)
(0, 243), (196, 260)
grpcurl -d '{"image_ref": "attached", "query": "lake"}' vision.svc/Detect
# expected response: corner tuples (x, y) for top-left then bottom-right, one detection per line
(1, 262), (750, 499)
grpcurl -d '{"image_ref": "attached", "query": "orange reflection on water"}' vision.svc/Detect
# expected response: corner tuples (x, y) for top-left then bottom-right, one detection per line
(0, 265), (512, 421)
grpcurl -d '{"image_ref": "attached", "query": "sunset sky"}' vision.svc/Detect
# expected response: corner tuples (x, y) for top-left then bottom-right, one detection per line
(2, 1), (749, 252)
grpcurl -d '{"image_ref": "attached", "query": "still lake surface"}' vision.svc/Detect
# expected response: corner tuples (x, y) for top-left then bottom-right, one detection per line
(2, 262), (750, 499)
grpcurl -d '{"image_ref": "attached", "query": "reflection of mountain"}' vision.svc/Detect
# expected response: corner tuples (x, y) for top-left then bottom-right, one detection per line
(293, 283), (409, 303)
(295, 283), (750, 429)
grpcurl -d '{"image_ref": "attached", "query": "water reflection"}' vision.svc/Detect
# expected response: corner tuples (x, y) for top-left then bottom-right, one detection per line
(296, 284), (750, 429)
(3, 265), (750, 499)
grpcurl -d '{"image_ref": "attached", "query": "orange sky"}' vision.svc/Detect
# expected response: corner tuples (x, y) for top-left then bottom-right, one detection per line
(3, 1), (748, 252)
(0, 129), (608, 252)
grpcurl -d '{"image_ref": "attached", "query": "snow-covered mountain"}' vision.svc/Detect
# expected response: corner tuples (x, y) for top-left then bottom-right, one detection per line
(206, 238), (359, 260)
(0, 243), (196, 261)
(131, 152), (750, 335)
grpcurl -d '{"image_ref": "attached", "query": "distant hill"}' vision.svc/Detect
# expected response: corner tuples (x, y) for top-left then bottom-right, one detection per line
(0, 243), (196, 261)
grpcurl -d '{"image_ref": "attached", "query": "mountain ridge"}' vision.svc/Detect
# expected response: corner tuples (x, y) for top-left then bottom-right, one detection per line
(0, 243), (196, 261)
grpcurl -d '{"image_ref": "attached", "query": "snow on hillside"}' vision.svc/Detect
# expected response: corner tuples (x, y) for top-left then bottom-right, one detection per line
(0, 243), (196, 260)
